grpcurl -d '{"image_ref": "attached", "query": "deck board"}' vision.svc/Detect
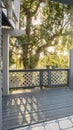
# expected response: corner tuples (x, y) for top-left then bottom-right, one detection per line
(2, 88), (73, 130)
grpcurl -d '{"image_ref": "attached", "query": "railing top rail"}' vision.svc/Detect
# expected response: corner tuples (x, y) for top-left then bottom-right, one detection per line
(9, 68), (70, 72)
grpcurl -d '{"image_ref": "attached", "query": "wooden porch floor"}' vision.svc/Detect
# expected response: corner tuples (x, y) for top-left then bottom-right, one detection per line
(2, 88), (73, 130)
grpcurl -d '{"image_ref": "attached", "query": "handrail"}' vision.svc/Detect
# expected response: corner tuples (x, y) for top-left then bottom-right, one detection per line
(9, 68), (69, 72)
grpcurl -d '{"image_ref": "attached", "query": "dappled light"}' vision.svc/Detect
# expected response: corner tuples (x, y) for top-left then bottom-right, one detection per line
(1, 1), (73, 130)
(2, 88), (73, 130)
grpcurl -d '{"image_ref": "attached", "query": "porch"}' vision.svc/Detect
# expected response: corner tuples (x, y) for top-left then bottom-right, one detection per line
(2, 87), (73, 130)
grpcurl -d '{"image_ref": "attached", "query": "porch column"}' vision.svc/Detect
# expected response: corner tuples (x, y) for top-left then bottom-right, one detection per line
(3, 32), (9, 95)
(69, 50), (73, 88)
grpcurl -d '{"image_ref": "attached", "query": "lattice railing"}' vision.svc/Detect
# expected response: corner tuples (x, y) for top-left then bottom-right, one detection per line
(50, 69), (69, 86)
(9, 69), (69, 89)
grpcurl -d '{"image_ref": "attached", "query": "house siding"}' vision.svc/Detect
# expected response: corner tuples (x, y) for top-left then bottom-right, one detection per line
(0, 0), (2, 129)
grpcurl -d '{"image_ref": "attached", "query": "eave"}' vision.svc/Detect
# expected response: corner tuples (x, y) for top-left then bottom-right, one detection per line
(52, 0), (73, 6)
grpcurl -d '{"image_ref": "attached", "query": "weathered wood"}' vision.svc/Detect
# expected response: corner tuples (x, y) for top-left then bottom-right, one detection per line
(2, 88), (73, 130)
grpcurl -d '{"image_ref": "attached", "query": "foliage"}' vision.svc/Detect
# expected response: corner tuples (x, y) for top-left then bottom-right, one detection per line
(9, 38), (23, 69)
(38, 34), (73, 68)
(10, 0), (72, 69)
(9, 50), (15, 67)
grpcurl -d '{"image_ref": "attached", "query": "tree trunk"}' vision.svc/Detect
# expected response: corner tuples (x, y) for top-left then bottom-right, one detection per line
(23, 14), (32, 69)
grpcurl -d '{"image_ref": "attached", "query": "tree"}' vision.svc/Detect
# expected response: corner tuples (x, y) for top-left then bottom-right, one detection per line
(18, 0), (71, 69)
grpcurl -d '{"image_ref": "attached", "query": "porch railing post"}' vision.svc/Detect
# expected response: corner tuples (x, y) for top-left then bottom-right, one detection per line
(69, 7), (73, 88)
(40, 70), (43, 89)
(48, 69), (51, 87)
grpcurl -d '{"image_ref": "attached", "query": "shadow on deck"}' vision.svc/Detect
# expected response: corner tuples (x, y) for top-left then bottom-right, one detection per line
(2, 88), (73, 130)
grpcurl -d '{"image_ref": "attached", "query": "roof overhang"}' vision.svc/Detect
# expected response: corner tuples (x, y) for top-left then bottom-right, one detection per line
(2, 28), (25, 37)
(52, 0), (73, 6)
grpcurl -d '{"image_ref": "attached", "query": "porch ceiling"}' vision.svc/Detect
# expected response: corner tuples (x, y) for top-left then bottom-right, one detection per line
(52, 0), (73, 6)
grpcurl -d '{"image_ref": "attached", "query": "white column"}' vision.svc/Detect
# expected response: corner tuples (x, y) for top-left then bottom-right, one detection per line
(3, 33), (9, 95)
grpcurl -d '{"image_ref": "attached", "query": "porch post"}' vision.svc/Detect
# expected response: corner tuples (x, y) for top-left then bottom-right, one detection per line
(69, 7), (73, 88)
(0, 3), (2, 129)
(3, 32), (9, 95)
(69, 50), (73, 88)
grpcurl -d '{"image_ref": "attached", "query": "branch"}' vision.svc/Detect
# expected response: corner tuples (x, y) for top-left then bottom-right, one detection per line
(32, 0), (46, 14)
(36, 31), (72, 54)
(31, 2), (40, 16)
(30, 0), (35, 5)
(31, 0), (46, 16)
(21, 0), (46, 16)
(62, 15), (71, 30)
